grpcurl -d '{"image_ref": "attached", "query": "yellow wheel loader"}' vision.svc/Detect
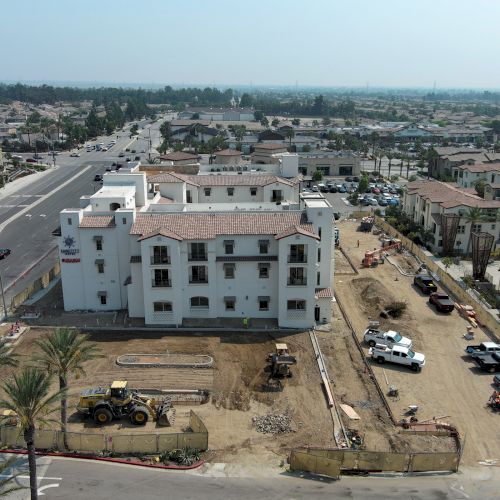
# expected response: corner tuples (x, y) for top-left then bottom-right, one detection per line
(77, 380), (175, 426)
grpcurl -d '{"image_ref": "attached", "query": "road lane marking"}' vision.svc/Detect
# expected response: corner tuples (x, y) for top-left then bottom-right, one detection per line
(0, 475), (62, 480)
(0, 164), (93, 233)
(38, 483), (60, 495)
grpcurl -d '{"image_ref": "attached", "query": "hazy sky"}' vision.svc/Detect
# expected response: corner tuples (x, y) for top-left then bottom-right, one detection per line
(2, 0), (500, 89)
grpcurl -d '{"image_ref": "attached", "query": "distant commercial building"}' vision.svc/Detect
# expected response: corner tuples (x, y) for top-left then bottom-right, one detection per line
(298, 152), (361, 177)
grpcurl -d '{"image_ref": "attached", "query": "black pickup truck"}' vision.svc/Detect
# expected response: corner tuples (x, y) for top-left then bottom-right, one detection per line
(475, 353), (500, 373)
(413, 274), (437, 294)
(429, 292), (455, 313)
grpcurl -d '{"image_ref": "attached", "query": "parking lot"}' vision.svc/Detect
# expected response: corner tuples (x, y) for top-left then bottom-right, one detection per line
(335, 219), (500, 465)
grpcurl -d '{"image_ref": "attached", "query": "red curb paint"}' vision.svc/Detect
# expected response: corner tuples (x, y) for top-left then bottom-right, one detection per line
(0, 449), (204, 470)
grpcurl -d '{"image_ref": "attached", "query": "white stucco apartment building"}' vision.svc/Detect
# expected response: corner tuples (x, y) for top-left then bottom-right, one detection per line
(58, 167), (334, 328)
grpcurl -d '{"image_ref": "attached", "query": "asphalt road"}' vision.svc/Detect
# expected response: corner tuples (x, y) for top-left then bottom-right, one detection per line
(2, 454), (499, 500)
(0, 116), (169, 310)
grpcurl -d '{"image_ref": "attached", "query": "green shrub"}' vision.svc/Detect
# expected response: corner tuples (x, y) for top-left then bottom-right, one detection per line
(385, 301), (407, 318)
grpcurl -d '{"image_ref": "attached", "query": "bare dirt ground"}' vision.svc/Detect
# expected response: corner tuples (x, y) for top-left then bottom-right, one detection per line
(7, 328), (336, 465)
(334, 219), (500, 466)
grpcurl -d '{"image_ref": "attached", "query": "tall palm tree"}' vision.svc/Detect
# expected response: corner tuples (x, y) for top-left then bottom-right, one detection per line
(33, 329), (102, 449)
(387, 152), (394, 178)
(0, 455), (26, 497)
(285, 128), (295, 148)
(464, 206), (484, 258)
(0, 343), (18, 368)
(0, 368), (64, 500)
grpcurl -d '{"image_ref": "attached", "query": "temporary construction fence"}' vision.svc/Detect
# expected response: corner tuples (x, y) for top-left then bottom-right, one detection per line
(10, 261), (60, 310)
(0, 411), (208, 454)
(375, 217), (499, 339)
(290, 447), (461, 478)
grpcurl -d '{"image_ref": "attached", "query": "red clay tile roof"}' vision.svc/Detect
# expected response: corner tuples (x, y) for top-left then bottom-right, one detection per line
(160, 152), (198, 161)
(458, 163), (500, 173)
(406, 180), (500, 209)
(130, 212), (316, 239)
(79, 215), (116, 228)
(315, 287), (333, 298)
(138, 228), (183, 242)
(275, 225), (320, 240)
(148, 173), (294, 187)
(215, 148), (242, 156)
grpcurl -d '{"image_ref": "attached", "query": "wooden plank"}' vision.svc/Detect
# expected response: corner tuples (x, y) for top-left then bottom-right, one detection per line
(340, 404), (361, 420)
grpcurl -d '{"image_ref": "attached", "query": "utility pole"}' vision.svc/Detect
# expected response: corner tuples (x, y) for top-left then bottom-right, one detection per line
(0, 271), (7, 320)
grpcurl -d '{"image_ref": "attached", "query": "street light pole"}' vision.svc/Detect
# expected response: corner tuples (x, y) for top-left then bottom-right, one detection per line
(0, 271), (7, 321)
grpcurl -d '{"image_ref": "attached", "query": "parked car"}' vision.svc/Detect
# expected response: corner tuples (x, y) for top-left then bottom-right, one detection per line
(368, 344), (425, 371)
(345, 176), (353, 182)
(494, 374), (500, 388)
(70, 152), (80, 157)
(363, 322), (412, 348)
(329, 186), (338, 193)
(378, 198), (388, 206)
(0, 248), (11, 259)
(429, 292), (454, 313)
(25, 158), (37, 163)
(465, 342), (500, 358)
(474, 353), (500, 373)
(119, 152), (125, 157)
(413, 274), (437, 294)
(33, 154), (43, 159)
(311, 185), (319, 192)
(94, 174), (103, 182)
(338, 186), (347, 193)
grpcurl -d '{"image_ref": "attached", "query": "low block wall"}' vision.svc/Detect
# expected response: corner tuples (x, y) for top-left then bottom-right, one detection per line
(0, 411), (208, 454)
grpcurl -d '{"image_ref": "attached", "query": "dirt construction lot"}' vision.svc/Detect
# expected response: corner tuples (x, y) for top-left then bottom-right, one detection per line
(335, 219), (500, 466)
(6, 328), (337, 465)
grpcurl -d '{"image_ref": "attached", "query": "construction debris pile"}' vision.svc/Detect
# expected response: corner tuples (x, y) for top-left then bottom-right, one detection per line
(252, 409), (294, 435)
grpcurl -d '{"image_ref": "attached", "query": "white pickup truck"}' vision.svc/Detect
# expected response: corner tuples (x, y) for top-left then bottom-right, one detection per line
(363, 323), (412, 348)
(369, 344), (426, 371)
(465, 342), (500, 358)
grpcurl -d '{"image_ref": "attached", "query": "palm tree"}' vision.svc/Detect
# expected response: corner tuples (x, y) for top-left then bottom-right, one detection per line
(33, 329), (102, 449)
(464, 206), (484, 258)
(285, 129), (295, 148)
(387, 152), (394, 178)
(0, 455), (26, 497)
(0, 343), (18, 368)
(0, 367), (64, 500)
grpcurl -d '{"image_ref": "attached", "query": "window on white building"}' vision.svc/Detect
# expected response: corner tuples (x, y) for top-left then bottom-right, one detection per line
(68, 218), (72, 225)
(98, 291), (107, 305)
(189, 242), (207, 261)
(153, 301), (172, 312)
(287, 299), (306, 310)
(472, 224), (482, 232)
(189, 266), (208, 284)
(250, 187), (257, 196)
(289, 244), (307, 263)
(258, 240), (269, 254)
(151, 246), (170, 265)
(186, 191), (192, 203)
(271, 189), (283, 202)
(204, 188), (211, 196)
(152, 269), (171, 287)
(223, 263), (235, 279)
(258, 296), (269, 311)
(190, 296), (209, 309)
(95, 259), (104, 274)
(227, 187), (234, 196)
(258, 263), (270, 278)
(318, 227), (322, 240)
(288, 267), (307, 286)
(224, 240), (234, 254)
(457, 225), (465, 234)
(224, 297), (235, 311)
(317, 272), (320, 286)
(94, 236), (102, 251)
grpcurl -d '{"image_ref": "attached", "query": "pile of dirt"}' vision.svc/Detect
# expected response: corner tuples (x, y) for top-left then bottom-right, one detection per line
(351, 276), (395, 317)
(252, 408), (294, 435)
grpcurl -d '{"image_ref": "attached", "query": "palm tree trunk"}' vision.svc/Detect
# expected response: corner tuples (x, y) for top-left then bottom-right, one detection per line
(400, 161), (403, 175)
(59, 376), (68, 449)
(388, 161), (392, 178)
(24, 426), (38, 500)
(466, 227), (474, 258)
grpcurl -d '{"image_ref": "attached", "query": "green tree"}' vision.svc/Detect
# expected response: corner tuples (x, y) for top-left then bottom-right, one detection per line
(386, 151), (394, 178)
(0, 455), (26, 497)
(322, 117), (331, 126)
(159, 121), (172, 141)
(474, 178), (486, 198)
(285, 128), (295, 147)
(465, 206), (484, 257)
(357, 174), (369, 194)
(260, 117), (269, 127)
(239, 93), (253, 108)
(130, 124), (138, 136)
(291, 118), (300, 126)
(254, 110), (264, 122)
(271, 118), (279, 127)
(312, 170), (323, 181)
(442, 256), (453, 269)
(302, 145), (311, 152)
(0, 368), (65, 500)
(33, 329), (102, 449)
(0, 343), (18, 368)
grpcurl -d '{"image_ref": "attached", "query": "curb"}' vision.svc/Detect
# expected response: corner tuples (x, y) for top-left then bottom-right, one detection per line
(0, 449), (204, 470)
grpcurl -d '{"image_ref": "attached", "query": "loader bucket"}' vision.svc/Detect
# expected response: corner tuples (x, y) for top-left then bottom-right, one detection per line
(158, 406), (176, 426)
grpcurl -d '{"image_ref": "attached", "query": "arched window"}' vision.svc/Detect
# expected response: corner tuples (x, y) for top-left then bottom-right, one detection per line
(190, 296), (209, 309)
(109, 202), (120, 211)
